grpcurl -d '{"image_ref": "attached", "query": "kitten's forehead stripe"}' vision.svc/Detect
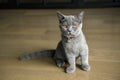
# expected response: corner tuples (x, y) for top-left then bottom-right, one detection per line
(65, 16), (75, 26)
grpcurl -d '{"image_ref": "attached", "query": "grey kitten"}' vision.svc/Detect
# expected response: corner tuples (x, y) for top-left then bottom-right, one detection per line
(20, 11), (90, 73)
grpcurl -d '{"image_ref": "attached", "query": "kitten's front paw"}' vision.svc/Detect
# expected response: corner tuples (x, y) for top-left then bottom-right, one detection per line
(81, 65), (90, 71)
(66, 66), (76, 73)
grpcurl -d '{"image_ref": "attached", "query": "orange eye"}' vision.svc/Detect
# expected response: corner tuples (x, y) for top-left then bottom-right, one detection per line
(72, 25), (77, 28)
(63, 25), (67, 28)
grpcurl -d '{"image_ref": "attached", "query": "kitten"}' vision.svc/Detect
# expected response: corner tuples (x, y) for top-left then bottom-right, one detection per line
(20, 11), (90, 73)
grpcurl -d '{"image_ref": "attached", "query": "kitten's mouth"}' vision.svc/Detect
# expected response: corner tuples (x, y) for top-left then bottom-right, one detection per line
(64, 32), (76, 39)
(65, 35), (75, 39)
(66, 34), (75, 38)
(65, 32), (80, 40)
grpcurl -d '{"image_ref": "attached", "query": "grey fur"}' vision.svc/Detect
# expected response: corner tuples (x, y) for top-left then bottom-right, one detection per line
(20, 50), (55, 60)
(20, 11), (90, 73)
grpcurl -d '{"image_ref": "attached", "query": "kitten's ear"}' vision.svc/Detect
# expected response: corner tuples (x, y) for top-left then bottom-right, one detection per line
(57, 11), (65, 22)
(78, 11), (84, 22)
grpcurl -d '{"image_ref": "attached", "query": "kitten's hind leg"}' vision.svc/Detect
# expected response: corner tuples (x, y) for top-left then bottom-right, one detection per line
(55, 59), (65, 67)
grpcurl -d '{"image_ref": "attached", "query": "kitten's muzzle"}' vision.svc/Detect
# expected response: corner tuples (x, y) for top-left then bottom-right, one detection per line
(67, 29), (71, 32)
(67, 28), (72, 33)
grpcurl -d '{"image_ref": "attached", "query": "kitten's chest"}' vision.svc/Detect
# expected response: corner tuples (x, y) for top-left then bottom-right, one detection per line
(63, 40), (81, 54)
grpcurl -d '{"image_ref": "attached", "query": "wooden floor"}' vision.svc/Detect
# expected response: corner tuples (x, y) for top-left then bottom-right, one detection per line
(0, 8), (120, 80)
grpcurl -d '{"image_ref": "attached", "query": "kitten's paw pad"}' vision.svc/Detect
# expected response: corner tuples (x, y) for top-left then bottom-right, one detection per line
(66, 66), (76, 73)
(81, 65), (90, 71)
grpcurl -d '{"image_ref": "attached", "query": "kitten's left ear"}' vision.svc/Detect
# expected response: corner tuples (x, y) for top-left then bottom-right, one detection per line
(57, 11), (65, 23)
(78, 11), (84, 22)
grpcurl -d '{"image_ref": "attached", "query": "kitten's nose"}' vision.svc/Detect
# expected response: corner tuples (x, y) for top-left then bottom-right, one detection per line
(68, 29), (71, 32)
(67, 28), (72, 32)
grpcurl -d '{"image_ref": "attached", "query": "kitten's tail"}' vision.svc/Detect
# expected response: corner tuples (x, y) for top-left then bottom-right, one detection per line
(20, 50), (55, 61)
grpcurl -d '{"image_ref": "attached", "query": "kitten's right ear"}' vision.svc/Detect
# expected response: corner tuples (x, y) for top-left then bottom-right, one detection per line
(78, 11), (84, 22)
(57, 11), (65, 22)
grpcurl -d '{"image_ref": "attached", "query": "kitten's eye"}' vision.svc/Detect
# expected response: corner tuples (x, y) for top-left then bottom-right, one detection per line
(63, 25), (67, 28)
(72, 25), (77, 28)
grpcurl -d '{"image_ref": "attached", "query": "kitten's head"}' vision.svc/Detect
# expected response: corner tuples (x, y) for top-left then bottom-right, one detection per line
(57, 11), (84, 38)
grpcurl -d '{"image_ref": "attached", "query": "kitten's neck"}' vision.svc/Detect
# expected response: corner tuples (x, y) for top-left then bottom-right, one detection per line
(61, 33), (82, 43)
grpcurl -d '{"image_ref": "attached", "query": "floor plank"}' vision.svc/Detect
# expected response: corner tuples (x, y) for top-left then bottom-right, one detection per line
(0, 8), (120, 80)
